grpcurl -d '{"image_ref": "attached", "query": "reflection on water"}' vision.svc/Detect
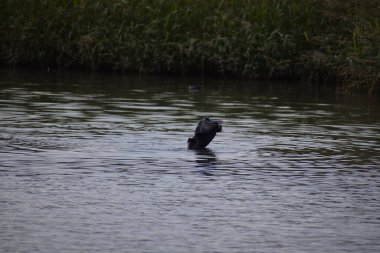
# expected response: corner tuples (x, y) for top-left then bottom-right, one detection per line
(193, 148), (218, 176)
(1, 69), (380, 253)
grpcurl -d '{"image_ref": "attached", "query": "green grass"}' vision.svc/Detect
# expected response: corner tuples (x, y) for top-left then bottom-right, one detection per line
(1, 0), (379, 94)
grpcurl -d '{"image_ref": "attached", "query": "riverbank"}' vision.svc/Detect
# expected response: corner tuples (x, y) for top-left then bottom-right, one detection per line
(1, 0), (379, 94)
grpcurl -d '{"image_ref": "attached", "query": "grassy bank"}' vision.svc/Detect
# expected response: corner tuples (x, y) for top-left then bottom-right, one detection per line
(1, 0), (379, 93)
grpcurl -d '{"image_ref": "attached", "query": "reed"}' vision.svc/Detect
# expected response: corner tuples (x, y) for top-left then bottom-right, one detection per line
(1, 0), (379, 94)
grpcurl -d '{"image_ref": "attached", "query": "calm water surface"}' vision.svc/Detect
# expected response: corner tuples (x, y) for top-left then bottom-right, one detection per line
(1, 69), (380, 253)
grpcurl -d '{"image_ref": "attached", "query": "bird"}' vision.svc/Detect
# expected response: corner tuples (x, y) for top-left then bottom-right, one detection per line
(188, 117), (222, 149)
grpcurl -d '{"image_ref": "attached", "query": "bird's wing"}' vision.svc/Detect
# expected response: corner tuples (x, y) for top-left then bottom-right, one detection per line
(195, 120), (219, 134)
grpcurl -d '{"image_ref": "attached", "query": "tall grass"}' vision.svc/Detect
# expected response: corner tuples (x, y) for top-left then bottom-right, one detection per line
(0, 0), (379, 93)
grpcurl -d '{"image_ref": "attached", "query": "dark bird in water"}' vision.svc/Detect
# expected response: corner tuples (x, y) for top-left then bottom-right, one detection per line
(188, 118), (222, 149)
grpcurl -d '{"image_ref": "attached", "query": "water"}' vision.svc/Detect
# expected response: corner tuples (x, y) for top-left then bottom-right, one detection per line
(1, 69), (380, 253)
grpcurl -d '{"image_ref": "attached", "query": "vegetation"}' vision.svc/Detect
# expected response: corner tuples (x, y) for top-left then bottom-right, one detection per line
(1, 0), (379, 93)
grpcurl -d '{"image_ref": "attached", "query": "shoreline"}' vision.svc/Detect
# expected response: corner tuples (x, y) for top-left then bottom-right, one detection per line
(1, 0), (379, 94)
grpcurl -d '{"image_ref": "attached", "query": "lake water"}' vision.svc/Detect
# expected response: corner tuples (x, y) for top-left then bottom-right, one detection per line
(1, 69), (379, 253)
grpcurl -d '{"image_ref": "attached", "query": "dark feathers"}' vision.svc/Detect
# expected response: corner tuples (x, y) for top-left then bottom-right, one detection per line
(188, 118), (222, 149)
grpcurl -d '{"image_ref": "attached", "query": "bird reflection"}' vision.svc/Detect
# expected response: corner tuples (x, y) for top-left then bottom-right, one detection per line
(193, 148), (217, 176)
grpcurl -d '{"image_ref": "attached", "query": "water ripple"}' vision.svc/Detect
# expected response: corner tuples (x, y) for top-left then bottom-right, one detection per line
(1, 73), (380, 253)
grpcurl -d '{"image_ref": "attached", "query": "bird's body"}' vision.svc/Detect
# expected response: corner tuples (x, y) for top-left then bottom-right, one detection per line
(188, 118), (222, 149)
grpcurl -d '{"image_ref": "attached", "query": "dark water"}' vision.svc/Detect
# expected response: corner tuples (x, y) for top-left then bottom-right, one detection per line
(1, 69), (379, 253)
